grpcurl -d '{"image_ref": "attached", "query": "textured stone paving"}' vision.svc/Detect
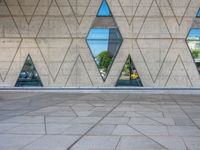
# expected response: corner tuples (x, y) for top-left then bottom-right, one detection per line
(0, 92), (200, 150)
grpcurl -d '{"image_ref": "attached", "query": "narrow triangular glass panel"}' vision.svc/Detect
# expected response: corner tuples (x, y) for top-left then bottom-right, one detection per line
(116, 56), (143, 87)
(15, 55), (43, 87)
(97, 0), (111, 16)
(197, 9), (200, 17)
(186, 29), (200, 74)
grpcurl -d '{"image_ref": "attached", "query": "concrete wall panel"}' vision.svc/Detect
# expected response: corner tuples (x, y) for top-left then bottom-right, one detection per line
(0, 0), (200, 87)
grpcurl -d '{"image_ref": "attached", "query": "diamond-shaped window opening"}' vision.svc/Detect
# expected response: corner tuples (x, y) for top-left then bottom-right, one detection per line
(116, 55), (143, 87)
(86, 0), (123, 81)
(15, 55), (43, 87)
(186, 28), (200, 74)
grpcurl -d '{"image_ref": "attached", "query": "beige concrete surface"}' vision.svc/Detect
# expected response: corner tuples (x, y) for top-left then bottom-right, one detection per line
(0, 92), (200, 149)
(0, 0), (200, 87)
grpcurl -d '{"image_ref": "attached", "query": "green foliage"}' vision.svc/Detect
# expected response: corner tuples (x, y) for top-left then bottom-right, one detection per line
(122, 56), (135, 75)
(123, 64), (129, 74)
(192, 50), (200, 59)
(24, 57), (34, 72)
(96, 51), (112, 70)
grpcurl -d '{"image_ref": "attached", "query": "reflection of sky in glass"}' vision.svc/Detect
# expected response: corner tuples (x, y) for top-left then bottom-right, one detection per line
(87, 40), (109, 57)
(197, 9), (200, 17)
(188, 29), (200, 40)
(87, 28), (109, 57)
(97, 0), (111, 16)
(87, 28), (109, 40)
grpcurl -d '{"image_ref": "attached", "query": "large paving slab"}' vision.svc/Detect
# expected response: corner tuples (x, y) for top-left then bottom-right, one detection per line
(0, 92), (200, 150)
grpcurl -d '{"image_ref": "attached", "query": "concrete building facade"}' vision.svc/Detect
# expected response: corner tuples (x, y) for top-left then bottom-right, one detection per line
(0, 0), (200, 87)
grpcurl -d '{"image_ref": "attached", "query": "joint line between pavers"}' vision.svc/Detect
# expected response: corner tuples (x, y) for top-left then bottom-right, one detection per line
(66, 95), (130, 150)
(127, 124), (170, 150)
(170, 95), (200, 130)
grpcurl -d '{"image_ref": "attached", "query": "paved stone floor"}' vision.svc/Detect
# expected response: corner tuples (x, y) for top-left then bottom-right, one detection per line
(0, 92), (200, 150)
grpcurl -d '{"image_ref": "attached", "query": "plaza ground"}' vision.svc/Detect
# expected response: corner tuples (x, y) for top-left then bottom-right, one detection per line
(0, 92), (200, 150)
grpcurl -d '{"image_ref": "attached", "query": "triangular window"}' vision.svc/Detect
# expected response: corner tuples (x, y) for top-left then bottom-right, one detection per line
(97, 0), (111, 17)
(116, 56), (143, 87)
(187, 29), (200, 73)
(186, 9), (200, 74)
(197, 9), (200, 17)
(15, 55), (43, 87)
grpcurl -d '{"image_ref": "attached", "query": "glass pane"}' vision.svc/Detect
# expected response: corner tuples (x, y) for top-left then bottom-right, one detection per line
(87, 40), (109, 57)
(197, 9), (200, 17)
(87, 0), (123, 81)
(109, 28), (123, 39)
(116, 56), (143, 87)
(97, 0), (111, 17)
(187, 29), (200, 73)
(187, 29), (200, 40)
(187, 40), (200, 73)
(87, 28), (123, 80)
(87, 28), (110, 40)
(15, 55), (43, 87)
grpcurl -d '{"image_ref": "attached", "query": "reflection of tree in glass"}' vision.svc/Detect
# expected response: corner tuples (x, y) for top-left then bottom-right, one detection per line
(192, 51), (199, 59)
(192, 50), (200, 59)
(96, 51), (112, 71)
(123, 58), (133, 73)
(24, 57), (34, 72)
(116, 56), (143, 87)
(122, 57), (137, 80)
